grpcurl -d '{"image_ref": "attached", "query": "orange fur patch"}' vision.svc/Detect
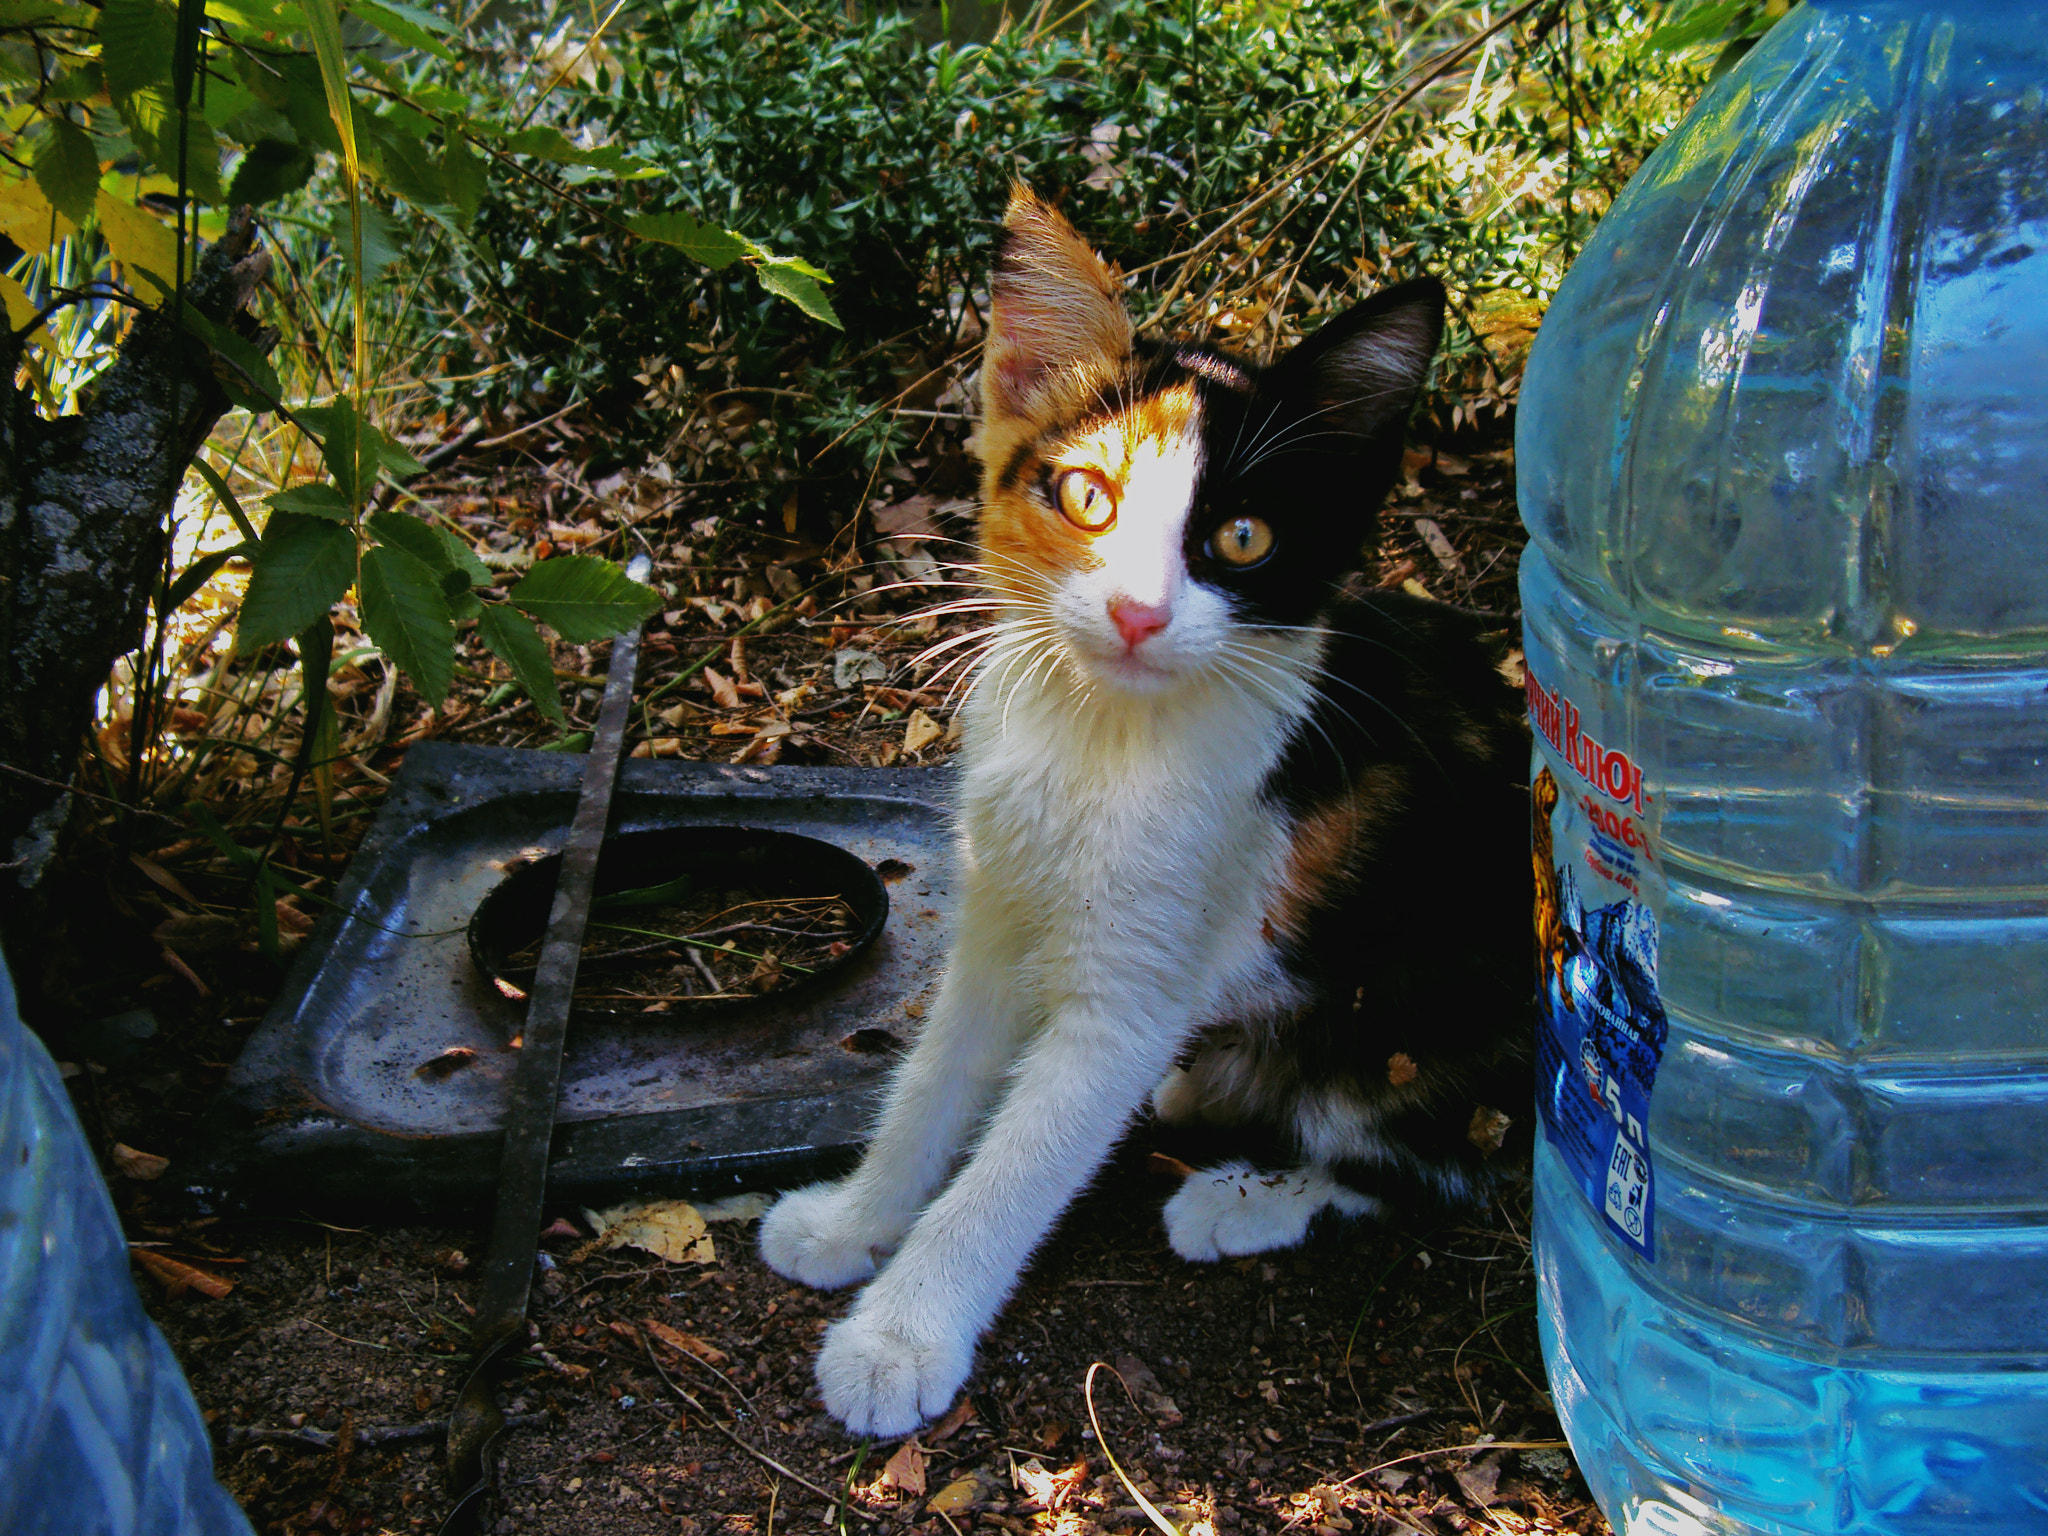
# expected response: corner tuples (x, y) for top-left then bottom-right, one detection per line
(977, 383), (1201, 600)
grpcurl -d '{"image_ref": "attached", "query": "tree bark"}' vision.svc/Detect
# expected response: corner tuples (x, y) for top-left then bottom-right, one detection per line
(0, 207), (274, 900)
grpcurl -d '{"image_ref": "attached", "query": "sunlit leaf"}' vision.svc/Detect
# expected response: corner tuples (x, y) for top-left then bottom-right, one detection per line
(268, 482), (352, 522)
(508, 554), (662, 644)
(756, 258), (843, 329)
(358, 544), (454, 706)
(626, 208), (747, 270)
(95, 188), (179, 302)
(478, 605), (566, 726)
(240, 513), (355, 650)
(100, 0), (177, 100)
(0, 178), (77, 256)
(347, 0), (455, 60)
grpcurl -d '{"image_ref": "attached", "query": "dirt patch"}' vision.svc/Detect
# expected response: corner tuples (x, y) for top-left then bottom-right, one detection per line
(146, 1145), (1605, 1536)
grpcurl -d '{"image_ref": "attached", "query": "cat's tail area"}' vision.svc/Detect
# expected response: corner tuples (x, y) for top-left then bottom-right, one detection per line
(1162, 1160), (1380, 1262)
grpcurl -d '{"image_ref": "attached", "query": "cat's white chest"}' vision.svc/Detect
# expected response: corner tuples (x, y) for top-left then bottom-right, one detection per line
(953, 672), (1295, 994)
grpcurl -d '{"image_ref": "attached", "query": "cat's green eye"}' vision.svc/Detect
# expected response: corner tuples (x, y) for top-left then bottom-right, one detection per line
(1053, 468), (1117, 533)
(1210, 515), (1275, 567)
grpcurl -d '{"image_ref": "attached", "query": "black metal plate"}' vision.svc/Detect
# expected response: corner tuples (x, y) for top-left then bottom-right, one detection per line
(178, 744), (956, 1217)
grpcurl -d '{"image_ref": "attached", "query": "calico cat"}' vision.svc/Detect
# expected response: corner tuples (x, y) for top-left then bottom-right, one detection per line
(760, 189), (1531, 1436)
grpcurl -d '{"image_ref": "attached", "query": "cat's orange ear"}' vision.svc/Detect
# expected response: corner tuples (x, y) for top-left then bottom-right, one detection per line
(983, 186), (1133, 426)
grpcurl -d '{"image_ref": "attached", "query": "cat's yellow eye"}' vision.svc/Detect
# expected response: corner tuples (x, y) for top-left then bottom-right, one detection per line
(1053, 468), (1117, 533)
(1211, 515), (1275, 567)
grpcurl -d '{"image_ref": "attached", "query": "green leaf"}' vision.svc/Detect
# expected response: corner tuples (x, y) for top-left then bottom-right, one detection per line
(361, 110), (445, 208)
(367, 508), (454, 571)
(0, 0), (98, 25)
(189, 457), (259, 544)
(756, 258), (843, 329)
(100, 0), (176, 100)
(227, 138), (317, 206)
(329, 198), (403, 283)
(178, 305), (283, 412)
(240, 513), (355, 650)
(1646, 0), (1748, 50)
(440, 128), (485, 228)
(508, 554), (663, 645)
(162, 542), (254, 614)
(347, 0), (456, 60)
(268, 481), (353, 522)
(477, 605), (565, 726)
(116, 86), (224, 204)
(32, 116), (99, 226)
(357, 544), (454, 706)
(297, 400), (423, 502)
(627, 209), (747, 270)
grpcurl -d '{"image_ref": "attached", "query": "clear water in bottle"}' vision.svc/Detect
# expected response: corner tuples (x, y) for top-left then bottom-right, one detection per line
(1517, 3), (2048, 1532)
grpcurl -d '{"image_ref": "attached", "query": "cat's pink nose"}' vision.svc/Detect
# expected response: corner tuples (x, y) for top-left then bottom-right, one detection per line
(1109, 598), (1171, 649)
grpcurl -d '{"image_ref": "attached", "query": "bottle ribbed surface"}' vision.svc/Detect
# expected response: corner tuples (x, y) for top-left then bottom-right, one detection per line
(1520, 2), (2048, 1530)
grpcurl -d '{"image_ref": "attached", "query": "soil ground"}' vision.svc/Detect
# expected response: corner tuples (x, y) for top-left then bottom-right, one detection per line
(41, 411), (1615, 1536)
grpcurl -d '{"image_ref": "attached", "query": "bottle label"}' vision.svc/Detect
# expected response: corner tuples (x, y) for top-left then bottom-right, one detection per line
(1531, 681), (1671, 1261)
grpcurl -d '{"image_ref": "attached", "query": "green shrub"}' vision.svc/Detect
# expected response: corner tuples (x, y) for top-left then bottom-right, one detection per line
(427, 0), (1704, 500)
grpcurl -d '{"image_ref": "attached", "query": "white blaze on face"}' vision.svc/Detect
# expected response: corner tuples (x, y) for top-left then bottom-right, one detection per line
(1047, 406), (1238, 692)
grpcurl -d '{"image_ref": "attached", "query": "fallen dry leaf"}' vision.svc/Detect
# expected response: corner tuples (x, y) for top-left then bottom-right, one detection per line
(643, 1317), (728, 1366)
(902, 708), (943, 755)
(1147, 1151), (1196, 1179)
(881, 1438), (927, 1496)
(584, 1199), (716, 1265)
(927, 1475), (981, 1516)
(1387, 1052), (1420, 1087)
(1468, 1104), (1512, 1154)
(924, 1398), (976, 1444)
(111, 1143), (169, 1180)
(132, 1248), (235, 1300)
(414, 1047), (480, 1081)
(702, 665), (742, 710)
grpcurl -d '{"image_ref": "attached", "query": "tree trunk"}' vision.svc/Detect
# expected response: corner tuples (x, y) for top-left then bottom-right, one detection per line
(0, 207), (274, 905)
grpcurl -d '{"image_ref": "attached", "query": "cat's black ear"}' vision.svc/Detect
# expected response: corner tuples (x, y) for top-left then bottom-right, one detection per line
(1271, 278), (1446, 444)
(983, 186), (1134, 424)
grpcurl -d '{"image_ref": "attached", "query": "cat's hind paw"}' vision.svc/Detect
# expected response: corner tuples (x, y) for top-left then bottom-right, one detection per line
(1163, 1161), (1380, 1261)
(759, 1180), (893, 1290)
(815, 1301), (972, 1437)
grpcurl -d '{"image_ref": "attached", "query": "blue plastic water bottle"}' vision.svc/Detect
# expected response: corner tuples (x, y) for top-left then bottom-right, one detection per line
(1518, 3), (2048, 1532)
(0, 957), (254, 1535)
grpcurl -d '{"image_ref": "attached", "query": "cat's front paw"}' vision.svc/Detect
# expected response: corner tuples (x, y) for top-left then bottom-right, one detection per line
(1163, 1162), (1380, 1262)
(815, 1299), (972, 1437)
(759, 1180), (892, 1290)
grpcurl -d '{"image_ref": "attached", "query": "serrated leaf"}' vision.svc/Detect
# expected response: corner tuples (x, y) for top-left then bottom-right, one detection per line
(329, 197), (403, 283)
(32, 115), (99, 226)
(436, 525), (491, 586)
(358, 544), (453, 706)
(477, 605), (565, 726)
(0, 0), (97, 25)
(100, 0), (176, 100)
(440, 128), (484, 228)
(756, 259), (842, 329)
(240, 513), (355, 649)
(367, 508), (453, 571)
(294, 401), (368, 504)
(0, 178), (76, 256)
(95, 188), (178, 302)
(115, 86), (224, 204)
(627, 209), (747, 270)
(268, 482), (352, 521)
(347, 0), (455, 60)
(508, 555), (662, 645)
(227, 138), (316, 206)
